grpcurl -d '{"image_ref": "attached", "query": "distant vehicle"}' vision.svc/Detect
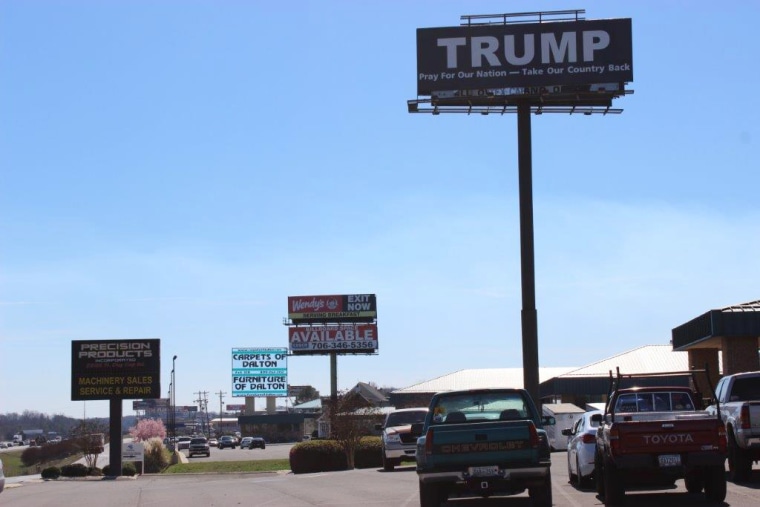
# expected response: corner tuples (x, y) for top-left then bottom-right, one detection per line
(240, 436), (266, 450)
(706, 370), (760, 482)
(0, 457), (5, 494)
(208, 437), (218, 447)
(375, 407), (428, 471)
(562, 410), (602, 488)
(188, 437), (210, 458)
(542, 403), (586, 451)
(176, 437), (192, 450)
(218, 436), (237, 449)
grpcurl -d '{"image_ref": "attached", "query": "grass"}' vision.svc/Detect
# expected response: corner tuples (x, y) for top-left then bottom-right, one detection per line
(1, 449), (85, 477)
(163, 459), (291, 474)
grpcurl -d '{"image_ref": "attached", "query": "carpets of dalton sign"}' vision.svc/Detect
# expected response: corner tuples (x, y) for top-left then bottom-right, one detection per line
(71, 339), (161, 401)
(289, 324), (378, 355)
(288, 294), (377, 323)
(231, 347), (288, 397)
(416, 18), (633, 94)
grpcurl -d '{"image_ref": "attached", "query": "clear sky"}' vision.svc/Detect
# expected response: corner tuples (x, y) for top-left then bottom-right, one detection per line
(2, 1), (758, 419)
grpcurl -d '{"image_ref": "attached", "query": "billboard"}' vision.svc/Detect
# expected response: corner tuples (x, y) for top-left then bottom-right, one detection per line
(71, 339), (160, 401)
(132, 398), (169, 410)
(231, 347), (288, 397)
(288, 294), (377, 324)
(289, 323), (378, 355)
(417, 18), (632, 95)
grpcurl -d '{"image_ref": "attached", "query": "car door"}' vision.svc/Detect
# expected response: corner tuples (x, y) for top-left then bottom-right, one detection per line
(568, 417), (583, 472)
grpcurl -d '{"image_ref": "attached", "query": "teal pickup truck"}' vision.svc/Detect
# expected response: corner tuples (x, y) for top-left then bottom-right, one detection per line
(411, 388), (555, 507)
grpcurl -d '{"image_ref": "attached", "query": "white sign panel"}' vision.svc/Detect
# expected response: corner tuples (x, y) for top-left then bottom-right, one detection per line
(231, 347), (288, 397)
(122, 442), (144, 463)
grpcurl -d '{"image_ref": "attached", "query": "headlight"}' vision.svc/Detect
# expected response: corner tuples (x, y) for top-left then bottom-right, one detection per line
(384, 433), (402, 444)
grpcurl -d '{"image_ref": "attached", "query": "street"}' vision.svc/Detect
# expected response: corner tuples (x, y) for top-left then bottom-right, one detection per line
(3, 449), (760, 506)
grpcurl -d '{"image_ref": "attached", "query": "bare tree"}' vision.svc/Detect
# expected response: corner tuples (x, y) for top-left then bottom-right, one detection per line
(70, 420), (108, 469)
(327, 390), (381, 469)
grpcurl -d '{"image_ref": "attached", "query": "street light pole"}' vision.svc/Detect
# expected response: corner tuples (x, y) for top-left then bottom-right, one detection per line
(171, 355), (177, 443)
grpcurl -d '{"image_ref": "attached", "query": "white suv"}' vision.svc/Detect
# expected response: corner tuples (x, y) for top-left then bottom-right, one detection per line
(375, 407), (428, 471)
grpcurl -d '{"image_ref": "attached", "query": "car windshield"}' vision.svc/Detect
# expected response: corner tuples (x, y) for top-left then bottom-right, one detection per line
(431, 392), (528, 424)
(190, 438), (206, 444)
(386, 410), (427, 427)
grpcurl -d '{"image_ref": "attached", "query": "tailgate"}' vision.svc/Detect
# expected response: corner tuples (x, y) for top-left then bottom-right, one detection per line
(614, 419), (723, 455)
(749, 402), (760, 432)
(425, 420), (539, 468)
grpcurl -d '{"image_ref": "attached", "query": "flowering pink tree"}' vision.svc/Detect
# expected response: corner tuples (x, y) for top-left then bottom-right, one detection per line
(129, 418), (167, 442)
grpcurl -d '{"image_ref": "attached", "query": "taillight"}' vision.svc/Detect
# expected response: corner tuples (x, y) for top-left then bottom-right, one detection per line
(425, 428), (434, 456)
(740, 405), (751, 430)
(609, 427), (620, 454)
(528, 422), (539, 448)
(581, 433), (596, 445)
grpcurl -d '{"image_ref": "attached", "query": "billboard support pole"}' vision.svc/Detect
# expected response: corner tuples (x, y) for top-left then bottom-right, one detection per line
(109, 398), (122, 476)
(330, 352), (337, 437)
(517, 102), (540, 408)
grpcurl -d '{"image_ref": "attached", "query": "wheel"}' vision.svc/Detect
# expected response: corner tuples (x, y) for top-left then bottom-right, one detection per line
(528, 470), (552, 507)
(418, 480), (444, 507)
(383, 453), (395, 472)
(595, 452), (605, 497)
(261, 443), (265, 450)
(578, 455), (593, 489)
(603, 459), (625, 506)
(567, 452), (577, 484)
(728, 431), (752, 483)
(704, 465), (727, 503)
(685, 469), (704, 494)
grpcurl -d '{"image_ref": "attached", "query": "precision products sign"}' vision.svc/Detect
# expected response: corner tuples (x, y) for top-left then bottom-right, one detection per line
(417, 18), (633, 94)
(231, 347), (288, 397)
(71, 339), (161, 401)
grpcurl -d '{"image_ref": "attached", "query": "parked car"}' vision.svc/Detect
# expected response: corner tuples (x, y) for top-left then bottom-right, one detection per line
(218, 435), (237, 449)
(176, 436), (192, 450)
(562, 410), (601, 488)
(208, 437), (218, 447)
(188, 437), (210, 458)
(240, 436), (266, 449)
(0, 457), (5, 494)
(375, 407), (429, 471)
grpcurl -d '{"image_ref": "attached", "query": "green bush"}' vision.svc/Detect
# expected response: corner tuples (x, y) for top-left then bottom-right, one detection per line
(122, 462), (137, 476)
(41, 466), (61, 479)
(354, 436), (382, 469)
(88, 467), (103, 476)
(289, 440), (347, 474)
(61, 463), (89, 477)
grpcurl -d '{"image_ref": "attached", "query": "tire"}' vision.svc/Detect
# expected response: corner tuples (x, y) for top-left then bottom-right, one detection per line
(261, 443), (266, 450)
(595, 452), (605, 497)
(418, 480), (443, 507)
(728, 431), (752, 483)
(603, 459), (625, 506)
(383, 453), (395, 472)
(528, 470), (552, 507)
(685, 470), (703, 494)
(578, 455), (593, 489)
(567, 452), (577, 484)
(704, 465), (727, 503)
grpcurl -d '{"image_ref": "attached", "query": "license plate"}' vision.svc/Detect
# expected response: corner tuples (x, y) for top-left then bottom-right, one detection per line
(469, 465), (499, 477)
(658, 454), (681, 467)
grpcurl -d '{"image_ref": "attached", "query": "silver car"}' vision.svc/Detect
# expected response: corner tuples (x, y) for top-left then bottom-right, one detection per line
(375, 407), (428, 471)
(562, 410), (602, 488)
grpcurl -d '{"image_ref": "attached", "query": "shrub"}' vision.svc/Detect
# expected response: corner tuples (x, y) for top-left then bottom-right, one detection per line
(122, 462), (137, 476)
(88, 467), (103, 476)
(61, 463), (89, 477)
(20, 446), (43, 467)
(143, 437), (169, 473)
(102, 464), (112, 476)
(354, 436), (382, 469)
(41, 466), (61, 479)
(289, 440), (347, 474)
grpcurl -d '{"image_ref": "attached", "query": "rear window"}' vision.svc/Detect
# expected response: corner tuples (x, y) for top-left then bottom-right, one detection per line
(614, 391), (695, 412)
(730, 377), (760, 402)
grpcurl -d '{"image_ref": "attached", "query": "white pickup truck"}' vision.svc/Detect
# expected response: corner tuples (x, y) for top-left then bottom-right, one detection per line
(706, 371), (760, 482)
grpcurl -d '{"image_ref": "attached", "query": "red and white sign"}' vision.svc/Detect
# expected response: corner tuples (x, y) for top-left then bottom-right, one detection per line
(289, 324), (378, 355)
(288, 294), (376, 324)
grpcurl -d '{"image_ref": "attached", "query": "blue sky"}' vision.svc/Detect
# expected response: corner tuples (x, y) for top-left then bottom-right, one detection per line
(2, 1), (759, 419)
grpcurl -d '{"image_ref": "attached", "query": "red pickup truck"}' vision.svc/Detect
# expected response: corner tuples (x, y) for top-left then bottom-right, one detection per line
(593, 371), (726, 506)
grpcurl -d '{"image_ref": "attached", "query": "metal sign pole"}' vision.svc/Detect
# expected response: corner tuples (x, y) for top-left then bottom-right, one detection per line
(517, 102), (540, 407)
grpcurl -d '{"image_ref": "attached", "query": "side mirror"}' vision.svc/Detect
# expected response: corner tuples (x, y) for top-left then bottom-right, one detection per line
(410, 422), (425, 437)
(590, 413), (603, 423)
(561, 428), (572, 436)
(542, 416), (556, 426)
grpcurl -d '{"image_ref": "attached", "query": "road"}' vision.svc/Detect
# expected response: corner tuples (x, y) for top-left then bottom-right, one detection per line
(3, 450), (759, 506)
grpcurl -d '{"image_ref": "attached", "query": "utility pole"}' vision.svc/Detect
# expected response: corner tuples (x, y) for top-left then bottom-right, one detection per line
(217, 390), (226, 437)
